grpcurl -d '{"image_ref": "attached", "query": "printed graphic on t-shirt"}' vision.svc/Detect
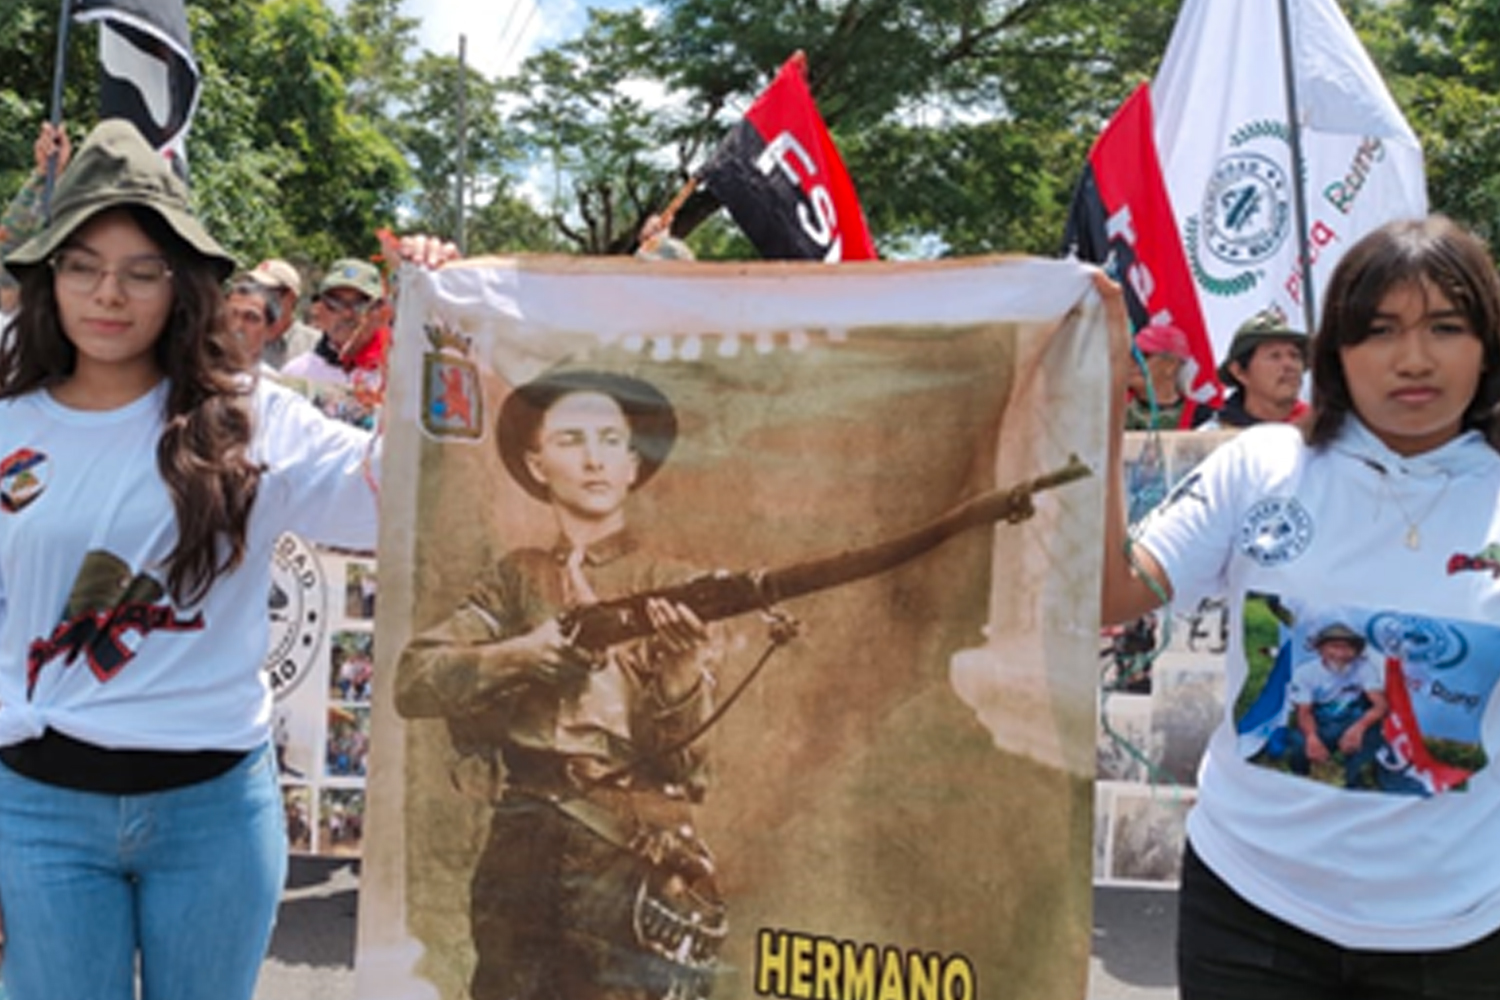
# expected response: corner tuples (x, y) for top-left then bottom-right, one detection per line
(1448, 543), (1500, 579)
(1234, 590), (1496, 796)
(0, 446), (49, 512)
(27, 548), (205, 696)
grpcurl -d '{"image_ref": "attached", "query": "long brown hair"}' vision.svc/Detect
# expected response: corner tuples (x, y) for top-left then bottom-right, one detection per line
(0, 205), (261, 605)
(1309, 215), (1500, 451)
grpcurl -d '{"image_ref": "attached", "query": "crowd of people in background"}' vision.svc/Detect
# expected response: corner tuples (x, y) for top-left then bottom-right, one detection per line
(1125, 306), (1312, 433)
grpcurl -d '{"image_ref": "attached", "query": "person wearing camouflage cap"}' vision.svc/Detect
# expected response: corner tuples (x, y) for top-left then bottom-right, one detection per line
(0, 118), (389, 1000)
(281, 257), (391, 427)
(1208, 306), (1309, 428)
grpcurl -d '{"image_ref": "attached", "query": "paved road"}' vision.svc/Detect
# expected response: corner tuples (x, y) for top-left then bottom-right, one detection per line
(254, 857), (1180, 1000)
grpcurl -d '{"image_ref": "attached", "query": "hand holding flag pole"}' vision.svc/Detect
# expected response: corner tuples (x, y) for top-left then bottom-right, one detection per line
(43, 0), (204, 219)
(42, 0), (77, 220)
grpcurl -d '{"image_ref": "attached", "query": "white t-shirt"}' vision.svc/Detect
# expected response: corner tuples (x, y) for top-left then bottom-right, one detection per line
(1137, 418), (1500, 950)
(281, 346), (346, 386)
(0, 378), (378, 752)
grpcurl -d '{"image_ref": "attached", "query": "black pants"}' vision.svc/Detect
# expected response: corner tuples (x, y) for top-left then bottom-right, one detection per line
(1178, 842), (1500, 1000)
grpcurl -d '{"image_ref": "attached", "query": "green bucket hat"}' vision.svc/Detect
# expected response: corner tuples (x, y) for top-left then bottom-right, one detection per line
(3, 119), (234, 283)
(1218, 307), (1308, 390)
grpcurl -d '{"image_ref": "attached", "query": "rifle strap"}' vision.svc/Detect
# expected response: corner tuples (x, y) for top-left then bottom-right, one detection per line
(574, 609), (801, 796)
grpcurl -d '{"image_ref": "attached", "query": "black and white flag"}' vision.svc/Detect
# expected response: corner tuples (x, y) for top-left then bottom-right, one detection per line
(72, 0), (201, 173)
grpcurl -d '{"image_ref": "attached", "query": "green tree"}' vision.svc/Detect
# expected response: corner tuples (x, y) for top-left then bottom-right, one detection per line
(501, 7), (698, 254)
(236, 0), (410, 264)
(1350, 0), (1500, 242)
(649, 0), (1181, 256)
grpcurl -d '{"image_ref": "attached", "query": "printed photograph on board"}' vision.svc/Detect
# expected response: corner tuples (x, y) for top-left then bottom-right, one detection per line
(319, 788), (366, 857)
(326, 705), (372, 779)
(347, 561), (378, 620)
(329, 629), (376, 704)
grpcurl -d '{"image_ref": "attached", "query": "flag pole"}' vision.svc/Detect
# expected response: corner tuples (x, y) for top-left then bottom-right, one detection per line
(1277, 0), (1318, 337)
(655, 176), (699, 229)
(43, 0), (74, 220)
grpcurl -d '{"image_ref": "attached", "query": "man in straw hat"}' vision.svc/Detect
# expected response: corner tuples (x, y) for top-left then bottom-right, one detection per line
(397, 367), (727, 1000)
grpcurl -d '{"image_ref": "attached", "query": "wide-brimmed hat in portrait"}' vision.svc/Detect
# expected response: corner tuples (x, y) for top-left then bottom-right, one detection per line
(1310, 622), (1366, 650)
(495, 368), (678, 501)
(3, 119), (235, 282)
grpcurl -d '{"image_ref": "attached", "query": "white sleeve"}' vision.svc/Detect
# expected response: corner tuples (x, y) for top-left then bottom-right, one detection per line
(1133, 426), (1300, 609)
(252, 380), (381, 551)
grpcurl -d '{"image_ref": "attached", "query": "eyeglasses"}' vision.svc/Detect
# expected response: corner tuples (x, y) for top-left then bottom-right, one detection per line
(51, 249), (173, 300)
(320, 293), (371, 315)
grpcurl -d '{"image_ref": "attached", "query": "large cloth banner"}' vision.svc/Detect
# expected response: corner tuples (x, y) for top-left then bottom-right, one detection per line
(358, 256), (1113, 1000)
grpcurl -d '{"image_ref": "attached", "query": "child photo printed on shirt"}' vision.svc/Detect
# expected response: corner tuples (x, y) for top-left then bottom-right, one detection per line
(1235, 591), (1497, 795)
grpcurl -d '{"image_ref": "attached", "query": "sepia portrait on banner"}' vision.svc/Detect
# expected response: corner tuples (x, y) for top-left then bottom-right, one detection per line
(356, 255), (1116, 1000)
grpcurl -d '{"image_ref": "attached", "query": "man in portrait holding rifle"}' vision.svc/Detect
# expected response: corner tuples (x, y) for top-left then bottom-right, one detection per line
(396, 368), (728, 1000)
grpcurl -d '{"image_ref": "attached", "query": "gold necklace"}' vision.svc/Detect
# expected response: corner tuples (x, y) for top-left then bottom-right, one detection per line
(1376, 466), (1452, 550)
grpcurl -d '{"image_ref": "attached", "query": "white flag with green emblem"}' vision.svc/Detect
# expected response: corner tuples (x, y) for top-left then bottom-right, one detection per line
(1152, 0), (1427, 361)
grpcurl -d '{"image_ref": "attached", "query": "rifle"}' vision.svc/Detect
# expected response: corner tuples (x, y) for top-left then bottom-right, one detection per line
(559, 455), (1092, 652)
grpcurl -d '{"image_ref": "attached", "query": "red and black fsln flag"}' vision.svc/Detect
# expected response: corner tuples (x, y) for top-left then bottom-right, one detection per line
(72, 0), (201, 169)
(699, 53), (877, 262)
(1062, 82), (1222, 415)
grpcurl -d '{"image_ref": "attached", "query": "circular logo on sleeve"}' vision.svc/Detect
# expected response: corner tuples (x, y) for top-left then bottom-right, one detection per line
(1238, 497), (1314, 566)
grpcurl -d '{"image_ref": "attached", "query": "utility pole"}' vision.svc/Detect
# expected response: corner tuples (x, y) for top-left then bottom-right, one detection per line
(455, 33), (469, 255)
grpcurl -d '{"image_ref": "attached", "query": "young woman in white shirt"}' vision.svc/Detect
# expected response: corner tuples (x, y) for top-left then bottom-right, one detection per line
(1102, 215), (1500, 999)
(0, 118), (451, 1000)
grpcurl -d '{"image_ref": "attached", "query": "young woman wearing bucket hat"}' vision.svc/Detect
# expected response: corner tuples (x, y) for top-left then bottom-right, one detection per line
(1101, 215), (1500, 998)
(0, 118), (444, 1000)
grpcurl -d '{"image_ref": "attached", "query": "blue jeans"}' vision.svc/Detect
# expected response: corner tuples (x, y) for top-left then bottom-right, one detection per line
(1179, 842), (1500, 999)
(0, 742), (287, 1000)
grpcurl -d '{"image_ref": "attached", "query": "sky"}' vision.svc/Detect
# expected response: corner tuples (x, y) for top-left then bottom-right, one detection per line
(401, 0), (637, 79)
